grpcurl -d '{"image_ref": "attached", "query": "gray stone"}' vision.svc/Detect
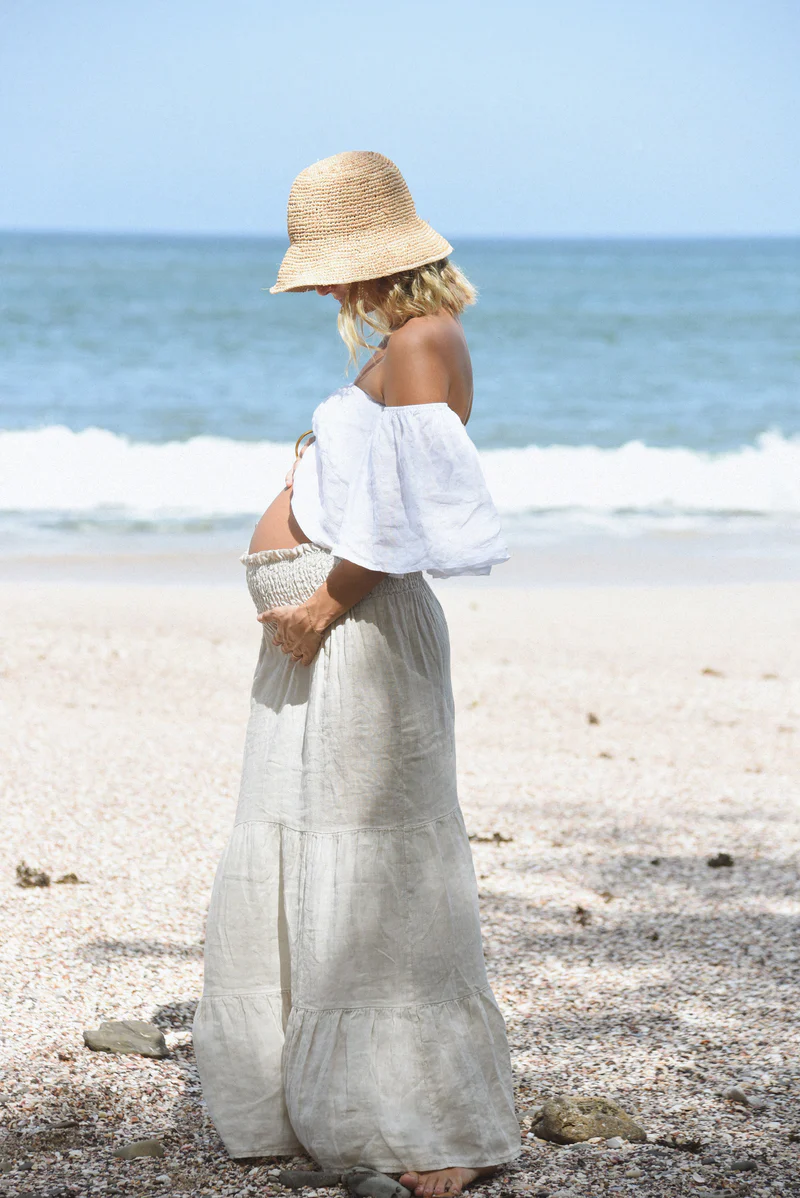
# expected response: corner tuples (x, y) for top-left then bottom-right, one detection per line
(723, 1086), (750, 1106)
(83, 1020), (168, 1059)
(728, 1160), (757, 1173)
(0, 1158), (12, 1174)
(112, 1139), (165, 1160)
(532, 1096), (647, 1145)
(605, 1136), (625, 1149)
(343, 1168), (412, 1198)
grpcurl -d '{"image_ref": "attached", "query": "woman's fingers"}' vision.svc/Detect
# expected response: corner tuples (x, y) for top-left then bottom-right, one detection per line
(257, 604), (323, 666)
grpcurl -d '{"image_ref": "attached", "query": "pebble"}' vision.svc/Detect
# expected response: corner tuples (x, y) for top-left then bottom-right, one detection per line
(605, 1137), (625, 1149)
(624, 1166), (642, 1178)
(83, 1019), (169, 1059)
(723, 1086), (750, 1106)
(729, 1160), (757, 1173)
(532, 1096), (646, 1145)
(111, 1138), (165, 1160)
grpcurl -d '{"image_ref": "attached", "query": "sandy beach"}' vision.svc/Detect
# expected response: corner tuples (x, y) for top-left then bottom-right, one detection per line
(1, 576), (799, 1197)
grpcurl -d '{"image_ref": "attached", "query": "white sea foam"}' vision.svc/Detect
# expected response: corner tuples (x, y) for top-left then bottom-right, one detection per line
(2, 425), (799, 523)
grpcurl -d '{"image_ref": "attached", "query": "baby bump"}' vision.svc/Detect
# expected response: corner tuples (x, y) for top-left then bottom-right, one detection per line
(248, 486), (311, 555)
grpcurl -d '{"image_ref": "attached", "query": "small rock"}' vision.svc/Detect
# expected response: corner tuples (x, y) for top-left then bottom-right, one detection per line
(468, 832), (513, 844)
(16, 861), (50, 888)
(155, 1176), (170, 1184)
(708, 853), (734, 868)
(84, 1019), (169, 1059)
(343, 1169), (412, 1198)
(532, 1095), (646, 1146)
(574, 906), (591, 926)
(0, 1157), (12, 1174)
(701, 667), (724, 676)
(54, 872), (87, 885)
(728, 1159), (757, 1173)
(605, 1136), (625, 1149)
(723, 1086), (750, 1106)
(624, 1166), (642, 1178)
(587, 712), (600, 724)
(112, 1139), (165, 1160)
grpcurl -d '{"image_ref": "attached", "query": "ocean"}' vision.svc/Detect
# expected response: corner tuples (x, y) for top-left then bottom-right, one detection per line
(1, 232), (799, 579)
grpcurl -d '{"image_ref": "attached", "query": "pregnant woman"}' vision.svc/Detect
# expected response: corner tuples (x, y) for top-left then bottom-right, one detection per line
(193, 152), (521, 1197)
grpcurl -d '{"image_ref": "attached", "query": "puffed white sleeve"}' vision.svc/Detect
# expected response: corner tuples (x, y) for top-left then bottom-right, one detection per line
(330, 403), (510, 577)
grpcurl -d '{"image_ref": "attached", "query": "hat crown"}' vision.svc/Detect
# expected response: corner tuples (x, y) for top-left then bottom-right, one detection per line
(286, 151), (417, 245)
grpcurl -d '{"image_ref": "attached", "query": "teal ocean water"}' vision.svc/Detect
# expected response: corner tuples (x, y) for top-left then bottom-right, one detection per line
(1, 232), (798, 565)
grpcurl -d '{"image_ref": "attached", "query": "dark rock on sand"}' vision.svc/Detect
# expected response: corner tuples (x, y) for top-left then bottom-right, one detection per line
(728, 1159), (757, 1173)
(532, 1095), (647, 1145)
(54, 872), (87, 884)
(344, 1168), (412, 1198)
(708, 853), (734, 868)
(16, 861), (50, 888)
(84, 1019), (168, 1059)
(112, 1139), (165, 1160)
(468, 832), (513, 844)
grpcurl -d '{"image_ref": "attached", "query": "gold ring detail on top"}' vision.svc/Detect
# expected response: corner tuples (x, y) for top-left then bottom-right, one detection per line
(294, 429), (314, 458)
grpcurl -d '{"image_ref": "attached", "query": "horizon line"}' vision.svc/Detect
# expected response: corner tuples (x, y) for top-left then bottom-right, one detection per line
(2, 226), (799, 243)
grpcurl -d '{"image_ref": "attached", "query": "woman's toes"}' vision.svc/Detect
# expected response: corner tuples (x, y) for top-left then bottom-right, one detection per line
(425, 1172), (452, 1197)
(437, 1175), (462, 1196)
(399, 1174), (420, 1194)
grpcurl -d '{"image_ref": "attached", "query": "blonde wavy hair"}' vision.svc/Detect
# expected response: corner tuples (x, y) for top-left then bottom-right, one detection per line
(337, 258), (477, 369)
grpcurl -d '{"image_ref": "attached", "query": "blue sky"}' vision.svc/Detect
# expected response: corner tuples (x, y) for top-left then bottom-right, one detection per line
(2, 0), (798, 237)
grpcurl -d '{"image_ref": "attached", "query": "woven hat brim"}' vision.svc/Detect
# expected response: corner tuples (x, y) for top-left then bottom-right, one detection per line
(269, 219), (453, 294)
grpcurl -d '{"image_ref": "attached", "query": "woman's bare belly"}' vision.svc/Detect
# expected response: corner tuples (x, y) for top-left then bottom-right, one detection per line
(248, 486), (310, 554)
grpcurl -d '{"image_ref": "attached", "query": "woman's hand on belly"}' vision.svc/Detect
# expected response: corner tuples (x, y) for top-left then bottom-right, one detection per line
(258, 603), (324, 667)
(257, 559), (386, 667)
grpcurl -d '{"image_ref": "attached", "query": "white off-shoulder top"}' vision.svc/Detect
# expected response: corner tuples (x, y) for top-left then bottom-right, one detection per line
(289, 383), (510, 578)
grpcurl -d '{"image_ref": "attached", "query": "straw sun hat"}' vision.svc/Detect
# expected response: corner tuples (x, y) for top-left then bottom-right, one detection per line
(270, 151), (453, 294)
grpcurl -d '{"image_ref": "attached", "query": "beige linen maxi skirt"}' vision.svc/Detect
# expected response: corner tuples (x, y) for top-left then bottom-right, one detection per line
(192, 542), (521, 1171)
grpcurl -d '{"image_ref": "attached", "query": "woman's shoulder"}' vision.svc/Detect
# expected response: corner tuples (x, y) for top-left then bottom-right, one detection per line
(384, 311), (472, 418)
(387, 310), (464, 355)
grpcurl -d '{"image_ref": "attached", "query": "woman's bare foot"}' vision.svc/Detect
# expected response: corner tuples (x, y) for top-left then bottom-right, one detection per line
(399, 1166), (497, 1197)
